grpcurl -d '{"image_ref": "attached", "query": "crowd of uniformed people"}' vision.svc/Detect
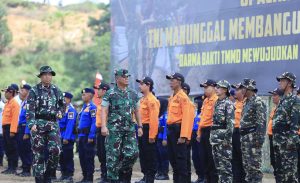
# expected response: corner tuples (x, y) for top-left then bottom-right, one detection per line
(0, 65), (299, 183)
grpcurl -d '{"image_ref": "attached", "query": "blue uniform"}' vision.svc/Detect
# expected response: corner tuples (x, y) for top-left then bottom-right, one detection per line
(59, 103), (77, 177)
(78, 102), (97, 179)
(156, 112), (169, 175)
(17, 101), (32, 173)
(191, 112), (205, 181)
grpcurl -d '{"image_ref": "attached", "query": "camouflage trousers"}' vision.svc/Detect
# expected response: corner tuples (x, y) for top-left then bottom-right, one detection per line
(212, 141), (233, 183)
(240, 132), (263, 183)
(105, 130), (139, 181)
(30, 121), (61, 177)
(273, 142), (298, 183)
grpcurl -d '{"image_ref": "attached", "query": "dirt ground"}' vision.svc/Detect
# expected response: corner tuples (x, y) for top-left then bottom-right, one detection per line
(0, 154), (275, 183)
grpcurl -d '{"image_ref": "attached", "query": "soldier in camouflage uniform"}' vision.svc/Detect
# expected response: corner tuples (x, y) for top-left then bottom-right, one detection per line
(272, 72), (300, 183)
(101, 69), (143, 183)
(26, 66), (65, 183)
(239, 78), (267, 183)
(210, 80), (234, 183)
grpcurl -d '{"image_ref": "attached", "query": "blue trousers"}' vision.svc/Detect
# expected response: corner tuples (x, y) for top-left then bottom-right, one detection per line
(17, 125), (32, 171)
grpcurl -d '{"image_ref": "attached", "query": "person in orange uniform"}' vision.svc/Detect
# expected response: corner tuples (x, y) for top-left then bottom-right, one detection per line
(267, 88), (282, 180)
(95, 82), (110, 183)
(196, 79), (218, 183)
(136, 76), (160, 183)
(166, 73), (192, 183)
(1, 84), (20, 174)
(231, 83), (246, 182)
(182, 83), (196, 183)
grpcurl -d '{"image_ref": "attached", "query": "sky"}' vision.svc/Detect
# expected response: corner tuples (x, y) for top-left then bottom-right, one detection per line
(27, 0), (109, 6)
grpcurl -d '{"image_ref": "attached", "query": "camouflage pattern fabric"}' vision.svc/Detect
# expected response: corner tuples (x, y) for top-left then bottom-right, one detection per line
(26, 83), (65, 177)
(210, 97), (234, 183)
(102, 85), (139, 180)
(240, 95), (267, 183)
(272, 92), (300, 183)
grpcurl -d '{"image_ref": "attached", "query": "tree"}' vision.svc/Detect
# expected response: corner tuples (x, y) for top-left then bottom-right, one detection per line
(88, 4), (110, 37)
(0, 3), (12, 52)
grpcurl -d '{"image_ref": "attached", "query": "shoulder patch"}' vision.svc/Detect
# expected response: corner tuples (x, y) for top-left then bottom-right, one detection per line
(68, 112), (75, 119)
(90, 109), (96, 117)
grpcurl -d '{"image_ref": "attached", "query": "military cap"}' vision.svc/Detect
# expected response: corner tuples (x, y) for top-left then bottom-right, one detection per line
(82, 88), (95, 95)
(37, 66), (56, 78)
(182, 83), (190, 95)
(20, 84), (31, 90)
(166, 73), (185, 83)
(136, 76), (154, 86)
(200, 79), (217, 87)
(268, 88), (283, 96)
(94, 82), (111, 91)
(276, 72), (297, 88)
(216, 80), (231, 90)
(231, 83), (242, 89)
(240, 78), (258, 92)
(63, 92), (73, 99)
(114, 69), (130, 77)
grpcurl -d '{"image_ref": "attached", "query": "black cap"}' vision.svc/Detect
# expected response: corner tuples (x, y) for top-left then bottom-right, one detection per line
(82, 88), (95, 95)
(136, 76), (154, 86)
(1, 84), (19, 92)
(11, 84), (19, 92)
(166, 73), (185, 83)
(20, 84), (31, 90)
(268, 88), (284, 96)
(63, 92), (73, 99)
(94, 82), (110, 90)
(182, 83), (190, 95)
(200, 79), (217, 87)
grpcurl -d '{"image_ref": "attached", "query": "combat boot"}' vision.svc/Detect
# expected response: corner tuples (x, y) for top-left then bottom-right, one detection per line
(145, 175), (155, 183)
(134, 176), (145, 183)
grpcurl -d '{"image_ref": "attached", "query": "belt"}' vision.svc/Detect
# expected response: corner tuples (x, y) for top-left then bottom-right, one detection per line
(272, 124), (290, 133)
(240, 126), (256, 136)
(211, 124), (227, 130)
(78, 127), (90, 135)
(36, 114), (56, 122)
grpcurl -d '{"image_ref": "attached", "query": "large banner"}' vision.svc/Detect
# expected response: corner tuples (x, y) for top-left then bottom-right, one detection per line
(111, 0), (300, 96)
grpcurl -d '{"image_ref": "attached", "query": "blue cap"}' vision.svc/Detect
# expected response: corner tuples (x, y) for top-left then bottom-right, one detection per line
(63, 92), (73, 99)
(11, 83), (19, 92)
(200, 79), (217, 87)
(229, 89), (235, 96)
(20, 84), (31, 90)
(82, 88), (95, 95)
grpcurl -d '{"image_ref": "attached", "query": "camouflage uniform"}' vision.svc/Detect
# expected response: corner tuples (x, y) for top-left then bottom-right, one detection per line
(101, 69), (139, 182)
(239, 79), (267, 183)
(210, 80), (234, 183)
(26, 66), (65, 180)
(273, 72), (300, 183)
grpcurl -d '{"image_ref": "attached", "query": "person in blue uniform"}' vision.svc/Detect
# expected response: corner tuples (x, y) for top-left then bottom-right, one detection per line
(191, 95), (205, 183)
(77, 88), (97, 183)
(17, 84), (32, 177)
(59, 92), (77, 182)
(155, 97), (169, 181)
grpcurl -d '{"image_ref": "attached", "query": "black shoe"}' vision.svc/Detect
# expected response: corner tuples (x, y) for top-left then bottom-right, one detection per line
(192, 178), (205, 183)
(155, 174), (169, 180)
(17, 171), (31, 177)
(154, 173), (161, 180)
(134, 176), (145, 183)
(35, 176), (45, 183)
(98, 177), (109, 183)
(64, 176), (74, 183)
(1, 168), (16, 174)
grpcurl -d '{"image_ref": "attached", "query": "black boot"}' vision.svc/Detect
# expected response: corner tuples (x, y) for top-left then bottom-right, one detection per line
(122, 170), (132, 183)
(86, 174), (93, 182)
(134, 176), (145, 183)
(35, 176), (45, 183)
(156, 173), (169, 180)
(145, 175), (155, 183)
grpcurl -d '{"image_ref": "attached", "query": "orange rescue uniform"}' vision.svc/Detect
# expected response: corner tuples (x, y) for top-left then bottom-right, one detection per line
(167, 89), (193, 139)
(2, 98), (20, 133)
(140, 92), (160, 139)
(234, 100), (244, 128)
(267, 107), (276, 136)
(96, 98), (102, 128)
(197, 94), (218, 136)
